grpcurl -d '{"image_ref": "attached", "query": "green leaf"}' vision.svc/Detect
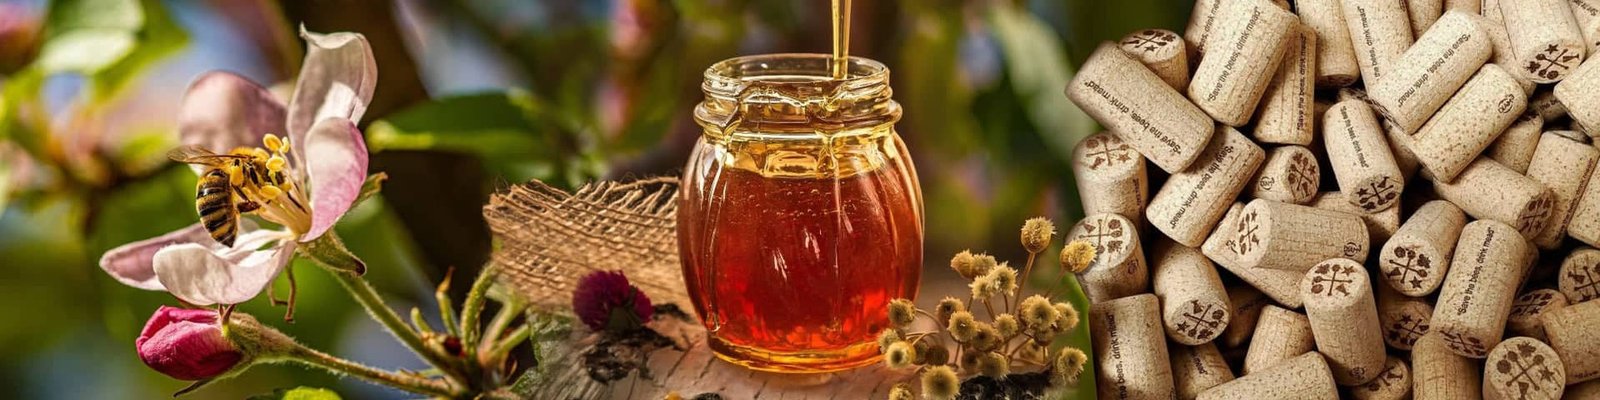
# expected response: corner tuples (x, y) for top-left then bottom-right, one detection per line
(511, 312), (575, 397)
(33, 30), (135, 73)
(986, 4), (1095, 161)
(299, 231), (366, 276)
(367, 91), (551, 161)
(246, 387), (343, 400)
(35, 0), (142, 74)
(89, 0), (189, 102)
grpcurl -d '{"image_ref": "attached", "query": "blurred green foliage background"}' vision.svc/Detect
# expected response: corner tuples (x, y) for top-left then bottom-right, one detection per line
(0, 0), (1190, 398)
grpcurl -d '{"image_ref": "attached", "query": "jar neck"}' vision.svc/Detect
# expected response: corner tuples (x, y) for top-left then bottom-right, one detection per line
(695, 54), (901, 139)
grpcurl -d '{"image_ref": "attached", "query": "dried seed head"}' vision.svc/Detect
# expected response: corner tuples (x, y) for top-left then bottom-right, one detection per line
(977, 351), (1010, 378)
(951, 250), (979, 279)
(1053, 302), (1080, 332)
(959, 349), (981, 371)
(889, 383), (914, 400)
(921, 365), (960, 400)
(935, 297), (965, 325)
(969, 276), (999, 300)
(971, 253), (999, 278)
(1060, 240), (1098, 274)
(1052, 347), (1089, 386)
(885, 341), (916, 369)
(888, 298), (917, 329)
(921, 344), (950, 366)
(912, 339), (931, 364)
(970, 322), (1003, 352)
(1017, 341), (1047, 363)
(947, 311), (978, 341)
(1019, 295), (1058, 328)
(1022, 217), (1057, 253)
(994, 314), (1020, 338)
(984, 264), (1019, 296)
(877, 328), (902, 353)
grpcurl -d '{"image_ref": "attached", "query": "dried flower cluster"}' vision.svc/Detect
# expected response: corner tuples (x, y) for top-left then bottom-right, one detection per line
(879, 217), (1095, 399)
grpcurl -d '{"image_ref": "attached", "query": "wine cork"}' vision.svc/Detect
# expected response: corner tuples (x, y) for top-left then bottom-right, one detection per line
(1573, 0), (1600, 51)
(1147, 126), (1265, 247)
(1309, 191), (1401, 247)
(1562, 55), (1600, 132)
(1411, 0), (1446, 37)
(1382, 120), (1424, 179)
(1527, 132), (1600, 248)
(1350, 357), (1412, 400)
(1324, 100), (1406, 212)
(1171, 343), (1235, 400)
(1067, 213), (1149, 303)
(1342, 0), (1416, 83)
(1296, 0), (1362, 87)
(1447, 0), (1482, 14)
(1567, 380), (1600, 399)
(1204, 202), (1307, 308)
(1378, 200), (1468, 296)
(1250, 145), (1321, 204)
(1543, 299), (1600, 383)
(1067, 42), (1215, 172)
(1570, 154), (1600, 247)
(1409, 64), (1529, 182)
(1500, 0), (1589, 83)
(1120, 29), (1190, 91)
(1198, 352), (1338, 400)
(1369, 11), (1493, 135)
(1433, 158), (1557, 238)
(1185, 0), (1223, 57)
(1484, 0), (1503, 22)
(1484, 19), (1539, 94)
(1188, 0), (1297, 126)
(1412, 332), (1483, 400)
(1152, 240), (1232, 345)
(1229, 199), (1370, 272)
(1508, 288), (1569, 340)
(1377, 286), (1435, 351)
(1432, 219), (1535, 358)
(1530, 88), (1569, 120)
(1255, 28), (1318, 145)
(1221, 285), (1270, 348)
(1073, 132), (1149, 224)
(1559, 248), (1600, 304)
(1300, 258), (1387, 385)
(1486, 113), (1547, 173)
(1483, 337), (1567, 400)
(1091, 294), (1176, 400)
(1244, 305), (1318, 374)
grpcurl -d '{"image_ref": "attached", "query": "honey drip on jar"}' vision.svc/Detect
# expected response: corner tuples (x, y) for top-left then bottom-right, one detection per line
(677, 0), (923, 373)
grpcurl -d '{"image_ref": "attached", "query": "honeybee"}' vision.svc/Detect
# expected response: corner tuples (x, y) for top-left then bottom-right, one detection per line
(168, 146), (270, 247)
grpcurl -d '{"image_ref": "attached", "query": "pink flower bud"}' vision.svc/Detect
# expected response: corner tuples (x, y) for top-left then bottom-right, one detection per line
(136, 306), (243, 380)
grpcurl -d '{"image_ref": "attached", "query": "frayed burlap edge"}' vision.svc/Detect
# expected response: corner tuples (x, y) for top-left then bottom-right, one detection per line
(482, 177), (691, 313)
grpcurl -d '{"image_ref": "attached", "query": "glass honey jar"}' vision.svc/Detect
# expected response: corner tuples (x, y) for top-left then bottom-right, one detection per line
(677, 54), (924, 372)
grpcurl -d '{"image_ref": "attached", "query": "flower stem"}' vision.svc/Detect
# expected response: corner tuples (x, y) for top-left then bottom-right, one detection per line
(460, 263), (498, 348)
(285, 343), (458, 398)
(1016, 251), (1039, 312)
(486, 324), (531, 362)
(328, 270), (468, 389)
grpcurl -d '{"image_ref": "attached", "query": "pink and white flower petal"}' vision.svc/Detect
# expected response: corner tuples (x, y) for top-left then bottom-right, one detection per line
(98, 224), (216, 291)
(152, 230), (298, 306)
(286, 28), (376, 157)
(178, 72), (288, 154)
(300, 117), (367, 241)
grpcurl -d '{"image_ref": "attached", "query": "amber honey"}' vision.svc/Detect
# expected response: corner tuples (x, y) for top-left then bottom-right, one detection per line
(678, 53), (923, 372)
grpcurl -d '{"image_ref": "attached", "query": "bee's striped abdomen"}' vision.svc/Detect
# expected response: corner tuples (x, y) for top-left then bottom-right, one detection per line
(196, 168), (239, 247)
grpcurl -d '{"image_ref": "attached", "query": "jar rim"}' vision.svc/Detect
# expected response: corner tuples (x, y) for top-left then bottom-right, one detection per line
(701, 53), (890, 97)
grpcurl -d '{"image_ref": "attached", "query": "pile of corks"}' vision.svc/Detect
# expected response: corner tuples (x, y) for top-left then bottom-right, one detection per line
(1061, 0), (1600, 398)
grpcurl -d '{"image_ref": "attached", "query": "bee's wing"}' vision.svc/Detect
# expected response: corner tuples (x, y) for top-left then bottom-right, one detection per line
(168, 145), (245, 164)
